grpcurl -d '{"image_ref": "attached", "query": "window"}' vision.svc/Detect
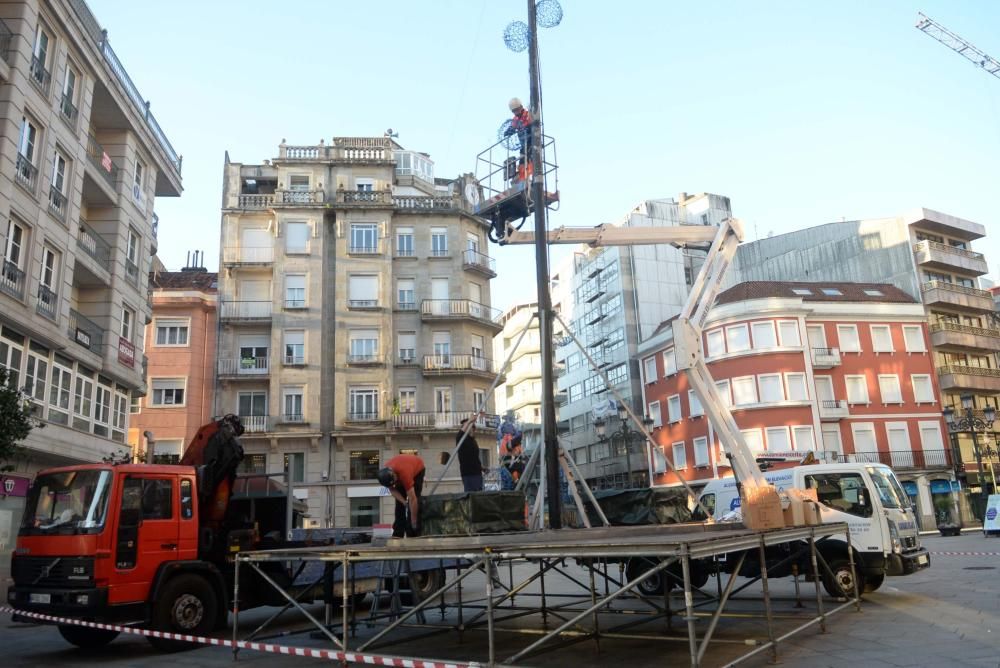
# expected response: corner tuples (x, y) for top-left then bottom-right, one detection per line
(741, 428), (764, 453)
(349, 330), (379, 362)
(47, 357), (72, 424)
(279, 274), (305, 308)
(289, 174), (309, 191)
(902, 325), (925, 353)
(398, 332), (416, 363)
(397, 279), (415, 309)
(73, 369), (94, 429)
(791, 288), (812, 296)
(151, 378), (185, 407)
(60, 63), (78, 120)
(648, 400), (662, 428)
(643, 356), (657, 384)
(758, 374), (784, 403)
(473, 389), (486, 411)
(49, 150), (68, 216)
(693, 437), (710, 467)
(766, 427), (790, 452)
(608, 363), (628, 386)
(3, 220), (27, 280)
(38, 245), (59, 315)
(286, 222), (309, 253)
(348, 274), (378, 307)
(121, 305), (135, 342)
(706, 329), (725, 357)
(732, 376), (757, 405)
(804, 472), (872, 518)
(886, 422), (911, 455)
(785, 373), (808, 401)
(667, 394), (682, 423)
(283, 452), (305, 483)
(350, 450), (380, 480)
(870, 325), (893, 353)
(863, 289), (884, 297)
(911, 374), (935, 403)
(16, 117), (38, 189)
(715, 379), (732, 407)
(282, 387), (304, 422)
(845, 375), (869, 404)
(837, 325), (860, 353)
(113, 388), (128, 435)
(284, 330), (305, 364)
(349, 388), (379, 420)
(471, 334), (485, 365)
(25, 348), (47, 406)
(132, 159), (145, 202)
(431, 227), (448, 256)
(180, 479), (194, 519)
(820, 288), (842, 296)
(396, 227), (414, 256)
(398, 387), (416, 413)
(154, 319), (189, 346)
(878, 374), (902, 404)
(30, 25), (50, 89)
(238, 391), (267, 422)
(138, 479), (173, 520)
(350, 223), (378, 253)
(751, 321), (777, 348)
(672, 442), (687, 470)
(777, 321), (801, 346)
(240, 454), (267, 474)
(919, 421), (947, 466)
(663, 348), (677, 375)
(355, 178), (374, 192)
(725, 324), (750, 353)
(789, 426), (813, 451)
(851, 423), (878, 454)
(350, 497), (379, 528)
(688, 390), (703, 417)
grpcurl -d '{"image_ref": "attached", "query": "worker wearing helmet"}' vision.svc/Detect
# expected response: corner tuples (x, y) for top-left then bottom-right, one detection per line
(377, 453), (426, 537)
(504, 97), (534, 168)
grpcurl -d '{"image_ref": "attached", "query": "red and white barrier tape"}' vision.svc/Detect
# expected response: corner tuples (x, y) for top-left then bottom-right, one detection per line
(930, 550), (1000, 557)
(0, 606), (480, 668)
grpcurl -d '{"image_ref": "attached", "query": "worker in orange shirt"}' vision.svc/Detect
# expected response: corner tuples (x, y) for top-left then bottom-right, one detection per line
(377, 454), (426, 537)
(504, 97), (534, 176)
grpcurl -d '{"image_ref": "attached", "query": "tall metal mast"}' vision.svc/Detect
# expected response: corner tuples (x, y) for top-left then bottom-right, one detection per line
(916, 12), (1000, 81)
(525, 0), (562, 528)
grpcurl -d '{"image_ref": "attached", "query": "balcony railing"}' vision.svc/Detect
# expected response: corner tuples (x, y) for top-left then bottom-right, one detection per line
(914, 239), (985, 263)
(48, 187), (68, 222)
(0, 19), (11, 64)
(68, 309), (104, 351)
(346, 411), (381, 422)
(392, 411), (499, 431)
(277, 190), (325, 205)
(236, 193), (274, 209)
(118, 337), (135, 367)
(921, 280), (992, 300)
(59, 93), (79, 126)
(396, 301), (416, 311)
(835, 449), (952, 470)
(29, 55), (51, 95)
(36, 285), (57, 320)
(420, 299), (501, 324)
(929, 321), (1000, 339)
(462, 249), (497, 276)
(220, 300), (272, 320)
(336, 189), (392, 206)
(222, 247), (274, 265)
(0, 261), (25, 300)
(281, 414), (305, 424)
(395, 246), (415, 258)
(86, 134), (120, 189)
(283, 353), (305, 366)
(811, 347), (841, 367)
(240, 415), (270, 433)
(125, 258), (139, 285)
(77, 221), (112, 265)
(277, 138), (393, 163)
(937, 365), (1000, 379)
(284, 298), (306, 309)
(392, 194), (465, 212)
(348, 299), (379, 309)
(347, 353), (384, 365)
(218, 357), (269, 377)
(422, 354), (497, 375)
(15, 154), (38, 193)
(348, 240), (383, 255)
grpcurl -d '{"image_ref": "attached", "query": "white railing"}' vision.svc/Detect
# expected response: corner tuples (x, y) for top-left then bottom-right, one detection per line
(240, 415), (270, 433)
(223, 247), (274, 264)
(220, 300), (272, 319)
(218, 357), (269, 376)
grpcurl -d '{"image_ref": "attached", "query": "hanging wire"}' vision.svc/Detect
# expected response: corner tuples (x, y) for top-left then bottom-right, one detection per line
(536, 0), (563, 28)
(503, 20), (531, 52)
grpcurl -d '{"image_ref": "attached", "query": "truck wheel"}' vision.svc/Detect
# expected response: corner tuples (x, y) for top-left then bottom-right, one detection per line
(57, 624), (119, 649)
(627, 558), (667, 596)
(822, 558), (863, 598)
(408, 567), (445, 601)
(148, 574), (218, 651)
(863, 572), (885, 593)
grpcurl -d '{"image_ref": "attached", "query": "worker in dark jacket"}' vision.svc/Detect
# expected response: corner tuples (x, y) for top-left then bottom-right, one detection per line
(457, 418), (485, 492)
(377, 454), (425, 537)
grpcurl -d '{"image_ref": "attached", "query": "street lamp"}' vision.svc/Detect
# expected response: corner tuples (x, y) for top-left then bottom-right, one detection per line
(593, 409), (654, 488)
(943, 394), (997, 516)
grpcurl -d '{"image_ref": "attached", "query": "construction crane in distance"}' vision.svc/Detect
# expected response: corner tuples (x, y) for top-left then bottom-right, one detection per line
(916, 12), (1000, 81)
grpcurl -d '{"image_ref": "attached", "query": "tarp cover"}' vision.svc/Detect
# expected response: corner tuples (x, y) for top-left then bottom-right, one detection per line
(585, 487), (691, 526)
(422, 491), (527, 536)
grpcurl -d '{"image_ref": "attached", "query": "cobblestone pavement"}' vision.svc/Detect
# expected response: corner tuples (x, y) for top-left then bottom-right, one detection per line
(2, 532), (998, 667)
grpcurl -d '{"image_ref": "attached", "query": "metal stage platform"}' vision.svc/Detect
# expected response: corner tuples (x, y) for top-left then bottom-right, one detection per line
(234, 522), (860, 667)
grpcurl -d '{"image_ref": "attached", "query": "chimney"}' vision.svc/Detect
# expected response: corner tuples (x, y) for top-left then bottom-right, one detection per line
(181, 250), (208, 273)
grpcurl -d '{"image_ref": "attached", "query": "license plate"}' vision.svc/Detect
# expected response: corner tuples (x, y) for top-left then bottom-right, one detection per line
(917, 554), (928, 565)
(29, 593), (51, 604)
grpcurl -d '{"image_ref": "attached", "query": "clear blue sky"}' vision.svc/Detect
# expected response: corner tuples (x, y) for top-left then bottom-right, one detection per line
(90, 0), (1000, 312)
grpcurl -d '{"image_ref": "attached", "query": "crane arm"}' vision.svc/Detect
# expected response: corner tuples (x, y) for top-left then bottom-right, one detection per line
(503, 223), (718, 247)
(916, 12), (1000, 81)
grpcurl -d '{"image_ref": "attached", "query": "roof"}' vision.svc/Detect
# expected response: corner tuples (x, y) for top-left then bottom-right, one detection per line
(715, 281), (917, 305)
(150, 271), (218, 292)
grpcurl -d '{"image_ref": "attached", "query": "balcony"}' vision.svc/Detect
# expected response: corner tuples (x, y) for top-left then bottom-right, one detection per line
(335, 189), (392, 208)
(235, 193), (275, 210)
(68, 309), (104, 352)
(936, 365), (1000, 394)
(921, 280), (994, 312)
(118, 337), (136, 368)
(420, 299), (502, 329)
(283, 353), (305, 366)
(835, 449), (952, 470)
(277, 138), (393, 164)
(422, 354), (500, 379)
(125, 258), (139, 286)
(85, 134), (121, 191)
(396, 301), (417, 312)
(222, 246), (274, 266)
(913, 240), (988, 276)
(818, 399), (849, 421)
(392, 194), (466, 213)
(347, 353), (386, 367)
(240, 415), (271, 434)
(151, 212), (158, 254)
(811, 347), (842, 369)
(462, 249), (497, 278)
(280, 414), (306, 425)
(45, 187), (68, 222)
(396, 353), (418, 366)
(345, 411), (381, 423)
(929, 322), (1000, 352)
(77, 222), (113, 273)
(29, 55), (51, 95)
(347, 299), (380, 310)
(507, 360), (543, 386)
(218, 357), (269, 378)
(35, 285), (57, 320)
(220, 300), (272, 321)
(15, 154), (38, 194)
(59, 93), (79, 128)
(392, 411), (499, 431)
(275, 190), (326, 206)
(348, 240), (384, 255)
(0, 262), (25, 301)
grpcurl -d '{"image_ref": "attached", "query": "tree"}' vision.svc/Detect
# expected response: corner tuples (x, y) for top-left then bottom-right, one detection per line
(0, 366), (42, 471)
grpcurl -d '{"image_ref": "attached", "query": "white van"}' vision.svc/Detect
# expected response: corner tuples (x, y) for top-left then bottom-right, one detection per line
(694, 462), (929, 596)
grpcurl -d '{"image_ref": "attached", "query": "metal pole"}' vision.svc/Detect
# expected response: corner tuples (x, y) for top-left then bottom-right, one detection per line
(232, 556), (241, 660)
(525, 0), (561, 529)
(681, 554), (698, 668)
(808, 535), (827, 634)
(758, 538), (778, 664)
(486, 558), (496, 667)
(970, 414), (987, 513)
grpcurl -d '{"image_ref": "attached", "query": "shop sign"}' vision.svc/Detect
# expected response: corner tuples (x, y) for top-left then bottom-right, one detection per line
(0, 475), (30, 497)
(930, 479), (953, 494)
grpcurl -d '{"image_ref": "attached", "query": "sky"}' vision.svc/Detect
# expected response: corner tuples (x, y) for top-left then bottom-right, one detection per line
(89, 0), (1000, 314)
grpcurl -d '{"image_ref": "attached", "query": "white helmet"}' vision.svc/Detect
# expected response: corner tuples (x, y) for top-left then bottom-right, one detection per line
(509, 97), (524, 111)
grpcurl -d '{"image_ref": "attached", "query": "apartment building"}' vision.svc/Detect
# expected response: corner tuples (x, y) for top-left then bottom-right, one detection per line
(555, 193), (732, 488)
(128, 264), (217, 461)
(0, 3), (181, 479)
(494, 302), (542, 423)
(730, 209), (995, 521)
(218, 138), (499, 527)
(639, 281), (952, 529)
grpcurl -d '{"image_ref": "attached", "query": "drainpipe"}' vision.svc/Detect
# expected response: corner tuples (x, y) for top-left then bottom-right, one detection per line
(143, 430), (156, 463)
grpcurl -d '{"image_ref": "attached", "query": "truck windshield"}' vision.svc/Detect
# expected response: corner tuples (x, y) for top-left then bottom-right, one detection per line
(19, 470), (113, 535)
(866, 467), (907, 509)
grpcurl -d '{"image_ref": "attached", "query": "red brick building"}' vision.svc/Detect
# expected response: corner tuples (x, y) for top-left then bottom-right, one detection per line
(638, 281), (954, 528)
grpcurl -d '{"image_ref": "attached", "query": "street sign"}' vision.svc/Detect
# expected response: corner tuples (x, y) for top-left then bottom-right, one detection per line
(984, 494), (1000, 535)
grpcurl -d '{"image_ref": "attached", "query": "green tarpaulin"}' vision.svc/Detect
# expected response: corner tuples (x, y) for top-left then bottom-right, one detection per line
(422, 491), (527, 536)
(585, 487), (691, 526)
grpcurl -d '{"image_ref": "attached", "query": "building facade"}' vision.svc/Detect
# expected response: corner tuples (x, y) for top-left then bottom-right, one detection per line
(0, 0), (181, 556)
(218, 138), (499, 527)
(554, 193), (732, 488)
(639, 282), (952, 529)
(128, 266), (217, 461)
(729, 209), (995, 521)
